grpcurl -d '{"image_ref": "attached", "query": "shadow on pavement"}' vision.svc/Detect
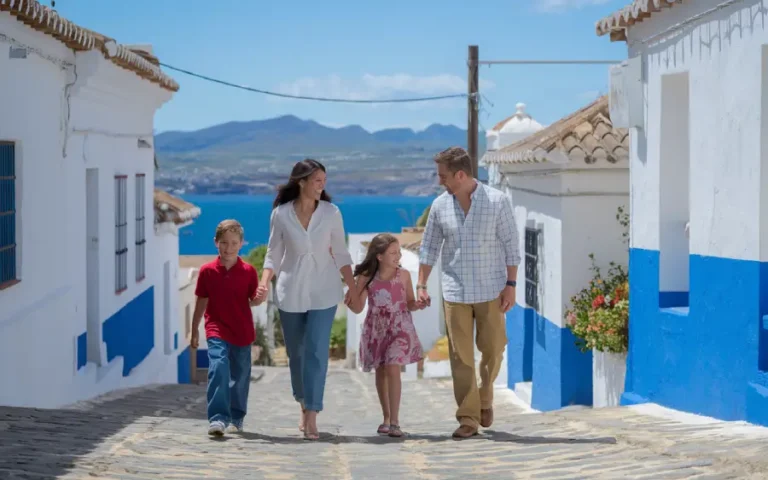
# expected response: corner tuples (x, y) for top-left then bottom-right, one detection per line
(237, 430), (617, 445)
(0, 383), (207, 479)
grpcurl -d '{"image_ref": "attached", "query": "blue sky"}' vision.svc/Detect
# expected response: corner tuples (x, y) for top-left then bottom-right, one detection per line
(46, 0), (629, 134)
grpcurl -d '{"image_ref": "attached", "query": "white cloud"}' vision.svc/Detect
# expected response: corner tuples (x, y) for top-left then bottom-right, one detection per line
(534, 0), (613, 13)
(273, 73), (495, 106)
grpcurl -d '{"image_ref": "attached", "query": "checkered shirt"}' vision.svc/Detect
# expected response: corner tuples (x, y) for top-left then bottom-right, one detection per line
(419, 182), (521, 304)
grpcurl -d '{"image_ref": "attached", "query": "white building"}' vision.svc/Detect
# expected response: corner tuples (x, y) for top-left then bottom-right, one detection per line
(0, 0), (196, 407)
(482, 96), (629, 410)
(596, 0), (768, 426)
(484, 103), (545, 154)
(155, 191), (202, 385)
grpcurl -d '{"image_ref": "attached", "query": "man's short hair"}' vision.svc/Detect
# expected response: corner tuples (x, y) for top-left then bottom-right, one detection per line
(434, 146), (473, 176)
(214, 219), (244, 241)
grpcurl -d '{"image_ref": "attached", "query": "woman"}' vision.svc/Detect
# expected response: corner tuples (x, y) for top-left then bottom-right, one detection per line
(257, 159), (355, 440)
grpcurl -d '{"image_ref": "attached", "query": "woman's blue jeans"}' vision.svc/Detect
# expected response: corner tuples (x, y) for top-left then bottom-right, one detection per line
(279, 305), (337, 412)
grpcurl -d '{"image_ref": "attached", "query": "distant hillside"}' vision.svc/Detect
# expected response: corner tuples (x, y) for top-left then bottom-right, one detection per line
(154, 115), (486, 157)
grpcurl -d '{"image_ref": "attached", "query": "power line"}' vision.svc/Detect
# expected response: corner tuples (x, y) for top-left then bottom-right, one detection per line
(158, 62), (471, 104)
(479, 59), (623, 65)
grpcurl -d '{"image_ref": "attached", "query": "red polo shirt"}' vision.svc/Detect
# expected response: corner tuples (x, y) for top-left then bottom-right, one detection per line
(195, 257), (258, 347)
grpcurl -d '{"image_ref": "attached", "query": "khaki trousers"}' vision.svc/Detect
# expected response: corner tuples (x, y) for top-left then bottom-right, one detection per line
(443, 297), (507, 429)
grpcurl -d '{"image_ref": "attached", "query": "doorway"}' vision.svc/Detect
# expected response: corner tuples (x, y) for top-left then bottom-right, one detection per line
(86, 168), (101, 364)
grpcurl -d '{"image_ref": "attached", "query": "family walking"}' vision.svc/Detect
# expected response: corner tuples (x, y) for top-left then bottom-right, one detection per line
(189, 146), (521, 441)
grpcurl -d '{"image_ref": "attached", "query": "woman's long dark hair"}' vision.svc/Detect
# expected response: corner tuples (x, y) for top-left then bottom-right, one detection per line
(353, 233), (399, 289)
(272, 159), (332, 209)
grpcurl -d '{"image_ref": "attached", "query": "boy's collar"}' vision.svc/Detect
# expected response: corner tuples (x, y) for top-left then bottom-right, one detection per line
(216, 256), (241, 269)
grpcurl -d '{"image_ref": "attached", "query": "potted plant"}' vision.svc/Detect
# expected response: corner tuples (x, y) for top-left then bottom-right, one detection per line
(565, 207), (629, 408)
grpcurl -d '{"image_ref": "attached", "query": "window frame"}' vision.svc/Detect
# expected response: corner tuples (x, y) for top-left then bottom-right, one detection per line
(0, 142), (18, 291)
(524, 227), (541, 312)
(135, 173), (146, 282)
(115, 175), (128, 293)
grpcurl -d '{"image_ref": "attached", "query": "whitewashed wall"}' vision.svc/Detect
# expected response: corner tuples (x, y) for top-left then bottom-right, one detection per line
(400, 249), (443, 354)
(345, 233), (376, 364)
(625, 0), (764, 262)
(0, 13), (80, 407)
(0, 14), (176, 407)
(501, 183), (564, 324)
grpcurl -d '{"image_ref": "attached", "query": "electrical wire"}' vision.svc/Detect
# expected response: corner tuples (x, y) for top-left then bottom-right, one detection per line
(158, 62), (474, 104)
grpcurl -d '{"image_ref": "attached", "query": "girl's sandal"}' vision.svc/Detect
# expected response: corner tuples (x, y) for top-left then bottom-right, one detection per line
(376, 424), (390, 435)
(303, 430), (320, 441)
(388, 425), (404, 438)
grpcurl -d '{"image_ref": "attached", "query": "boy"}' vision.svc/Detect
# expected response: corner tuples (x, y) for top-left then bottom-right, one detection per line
(191, 219), (261, 436)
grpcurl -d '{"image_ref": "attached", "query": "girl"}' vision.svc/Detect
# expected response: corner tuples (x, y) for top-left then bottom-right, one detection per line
(348, 234), (425, 438)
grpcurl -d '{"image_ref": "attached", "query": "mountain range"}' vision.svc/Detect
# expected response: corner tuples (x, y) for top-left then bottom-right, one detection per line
(154, 115), (486, 157)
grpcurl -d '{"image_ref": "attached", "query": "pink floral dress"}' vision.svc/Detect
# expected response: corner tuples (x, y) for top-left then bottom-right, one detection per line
(359, 269), (424, 372)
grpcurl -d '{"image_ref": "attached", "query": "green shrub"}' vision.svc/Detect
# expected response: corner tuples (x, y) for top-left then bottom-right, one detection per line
(253, 323), (273, 366)
(330, 316), (346, 358)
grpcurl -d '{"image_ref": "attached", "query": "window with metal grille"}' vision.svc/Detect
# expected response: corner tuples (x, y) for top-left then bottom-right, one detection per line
(524, 227), (540, 311)
(135, 174), (146, 282)
(0, 142), (17, 289)
(115, 176), (128, 293)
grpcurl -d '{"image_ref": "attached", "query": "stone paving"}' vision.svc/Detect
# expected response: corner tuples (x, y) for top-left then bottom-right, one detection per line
(2, 367), (768, 479)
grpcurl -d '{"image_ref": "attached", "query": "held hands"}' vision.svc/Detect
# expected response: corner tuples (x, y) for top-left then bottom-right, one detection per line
(254, 284), (269, 305)
(500, 285), (516, 313)
(416, 286), (431, 309)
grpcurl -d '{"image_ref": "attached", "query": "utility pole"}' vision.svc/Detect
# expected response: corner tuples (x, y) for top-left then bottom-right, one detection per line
(467, 45), (479, 178)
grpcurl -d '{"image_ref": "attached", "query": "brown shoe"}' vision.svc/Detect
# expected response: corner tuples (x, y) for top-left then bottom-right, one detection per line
(480, 408), (493, 428)
(452, 425), (478, 439)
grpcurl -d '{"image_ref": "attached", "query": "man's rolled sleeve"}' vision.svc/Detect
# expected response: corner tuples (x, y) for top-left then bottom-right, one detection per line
(418, 204), (442, 266)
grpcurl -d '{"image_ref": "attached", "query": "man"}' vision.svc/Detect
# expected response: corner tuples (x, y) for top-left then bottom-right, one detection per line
(417, 146), (521, 439)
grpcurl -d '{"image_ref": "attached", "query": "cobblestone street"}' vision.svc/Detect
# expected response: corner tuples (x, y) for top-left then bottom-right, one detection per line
(2, 367), (768, 479)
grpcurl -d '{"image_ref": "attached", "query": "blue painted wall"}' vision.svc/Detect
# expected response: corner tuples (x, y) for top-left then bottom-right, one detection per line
(102, 287), (155, 377)
(506, 305), (533, 386)
(197, 348), (209, 369)
(76, 332), (87, 370)
(506, 304), (593, 411)
(624, 248), (768, 425)
(177, 346), (192, 384)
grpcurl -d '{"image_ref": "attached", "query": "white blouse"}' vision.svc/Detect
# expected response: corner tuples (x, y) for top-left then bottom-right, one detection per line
(263, 200), (353, 313)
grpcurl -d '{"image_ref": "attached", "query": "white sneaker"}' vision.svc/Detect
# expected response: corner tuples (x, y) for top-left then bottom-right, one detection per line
(208, 420), (226, 436)
(226, 419), (243, 433)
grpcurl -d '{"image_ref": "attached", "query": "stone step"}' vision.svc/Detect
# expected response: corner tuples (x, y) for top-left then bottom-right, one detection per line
(514, 381), (533, 406)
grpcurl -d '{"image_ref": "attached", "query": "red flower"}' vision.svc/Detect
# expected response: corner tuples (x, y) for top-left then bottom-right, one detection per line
(592, 295), (605, 309)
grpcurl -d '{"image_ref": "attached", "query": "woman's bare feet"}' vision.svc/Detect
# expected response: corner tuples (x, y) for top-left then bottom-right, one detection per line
(299, 407), (306, 432)
(303, 410), (319, 440)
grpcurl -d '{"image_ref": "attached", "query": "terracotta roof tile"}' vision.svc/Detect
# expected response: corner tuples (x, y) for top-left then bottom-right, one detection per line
(595, 0), (681, 42)
(482, 96), (629, 166)
(1, 0), (179, 91)
(154, 189), (201, 225)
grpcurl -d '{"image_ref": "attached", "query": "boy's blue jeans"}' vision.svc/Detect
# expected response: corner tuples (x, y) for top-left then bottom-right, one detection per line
(207, 337), (252, 424)
(279, 306), (337, 412)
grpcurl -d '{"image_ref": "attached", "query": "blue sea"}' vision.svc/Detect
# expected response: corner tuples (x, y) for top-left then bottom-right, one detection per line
(179, 195), (435, 255)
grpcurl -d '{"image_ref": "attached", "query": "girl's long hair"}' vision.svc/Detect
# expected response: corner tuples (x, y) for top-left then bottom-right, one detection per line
(353, 233), (399, 289)
(272, 159), (332, 209)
